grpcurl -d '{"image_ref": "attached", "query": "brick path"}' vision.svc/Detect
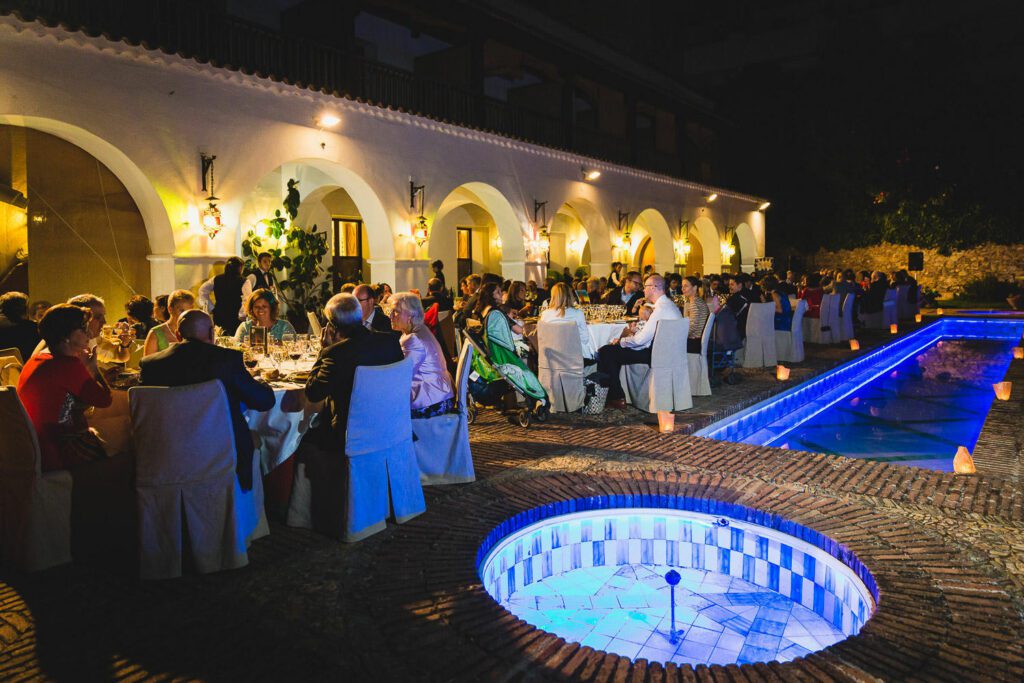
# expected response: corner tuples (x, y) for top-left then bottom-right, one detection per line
(2, 324), (1022, 681)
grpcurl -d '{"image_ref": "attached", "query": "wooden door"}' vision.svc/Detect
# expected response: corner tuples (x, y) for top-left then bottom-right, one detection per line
(332, 218), (363, 289)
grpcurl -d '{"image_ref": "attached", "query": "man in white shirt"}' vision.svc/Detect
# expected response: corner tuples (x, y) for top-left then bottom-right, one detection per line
(596, 274), (682, 409)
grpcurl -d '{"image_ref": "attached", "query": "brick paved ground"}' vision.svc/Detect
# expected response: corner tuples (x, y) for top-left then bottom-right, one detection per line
(2, 321), (1022, 682)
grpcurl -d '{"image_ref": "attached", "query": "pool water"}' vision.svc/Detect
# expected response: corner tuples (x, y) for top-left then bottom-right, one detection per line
(697, 318), (1024, 470)
(478, 500), (877, 667)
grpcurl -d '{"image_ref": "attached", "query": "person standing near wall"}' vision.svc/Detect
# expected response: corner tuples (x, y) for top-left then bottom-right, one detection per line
(198, 256), (250, 335)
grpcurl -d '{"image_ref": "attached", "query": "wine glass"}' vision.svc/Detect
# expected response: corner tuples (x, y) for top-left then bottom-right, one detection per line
(242, 347), (259, 375)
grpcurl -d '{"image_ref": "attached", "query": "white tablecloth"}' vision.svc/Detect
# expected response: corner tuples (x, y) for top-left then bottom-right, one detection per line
(587, 322), (629, 350)
(248, 383), (322, 474)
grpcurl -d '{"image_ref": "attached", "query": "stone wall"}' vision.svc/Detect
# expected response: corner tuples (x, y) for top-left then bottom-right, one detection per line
(809, 242), (1024, 297)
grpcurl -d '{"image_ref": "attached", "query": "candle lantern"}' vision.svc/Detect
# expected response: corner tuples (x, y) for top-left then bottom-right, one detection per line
(890, 324), (898, 334)
(849, 339), (860, 351)
(993, 382), (1012, 400)
(776, 365), (790, 381)
(915, 313), (922, 323)
(1013, 347), (1023, 360)
(953, 446), (976, 474)
(657, 411), (675, 433)
(936, 308), (944, 315)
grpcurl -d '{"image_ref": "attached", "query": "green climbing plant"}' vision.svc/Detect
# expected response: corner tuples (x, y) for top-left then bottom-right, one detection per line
(241, 178), (332, 332)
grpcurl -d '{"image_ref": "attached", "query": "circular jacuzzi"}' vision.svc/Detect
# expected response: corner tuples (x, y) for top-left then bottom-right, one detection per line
(477, 497), (877, 667)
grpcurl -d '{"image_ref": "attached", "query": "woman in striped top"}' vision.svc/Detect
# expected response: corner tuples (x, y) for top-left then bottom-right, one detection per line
(681, 276), (710, 353)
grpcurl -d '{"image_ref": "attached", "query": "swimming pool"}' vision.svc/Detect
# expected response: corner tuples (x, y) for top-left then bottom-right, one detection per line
(696, 318), (1024, 470)
(477, 497), (877, 667)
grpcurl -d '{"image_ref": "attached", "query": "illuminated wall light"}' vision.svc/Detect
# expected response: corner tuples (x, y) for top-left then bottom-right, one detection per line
(758, 201), (771, 211)
(706, 193), (718, 203)
(582, 167), (601, 181)
(494, 234), (502, 251)
(993, 381), (1012, 400)
(317, 113), (341, 128)
(567, 238), (580, 254)
(953, 446), (976, 474)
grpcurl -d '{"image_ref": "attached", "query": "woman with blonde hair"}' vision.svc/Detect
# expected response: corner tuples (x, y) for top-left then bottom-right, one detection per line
(388, 292), (454, 418)
(234, 288), (296, 343)
(539, 282), (596, 361)
(144, 289), (195, 356)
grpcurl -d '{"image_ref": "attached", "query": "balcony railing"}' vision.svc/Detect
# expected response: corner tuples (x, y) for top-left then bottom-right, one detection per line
(2, 0), (682, 175)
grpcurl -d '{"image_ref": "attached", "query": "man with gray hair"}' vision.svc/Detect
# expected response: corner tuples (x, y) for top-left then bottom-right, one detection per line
(298, 292), (404, 537)
(596, 273), (683, 409)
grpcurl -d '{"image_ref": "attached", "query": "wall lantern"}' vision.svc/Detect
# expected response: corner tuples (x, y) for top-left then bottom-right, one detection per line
(993, 381), (1012, 401)
(720, 242), (736, 263)
(674, 219), (692, 265)
(758, 201), (771, 211)
(409, 178), (429, 247)
(533, 200), (550, 255)
(953, 445), (976, 474)
(316, 113), (340, 128)
(200, 153), (222, 239)
(567, 238), (580, 254)
(493, 234), (503, 251)
(706, 193), (718, 203)
(582, 166), (601, 181)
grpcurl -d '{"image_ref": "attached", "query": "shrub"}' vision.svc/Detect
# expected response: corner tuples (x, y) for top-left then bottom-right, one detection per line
(959, 275), (1019, 302)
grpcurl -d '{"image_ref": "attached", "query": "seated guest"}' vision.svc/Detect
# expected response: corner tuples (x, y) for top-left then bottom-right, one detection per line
(139, 310), (274, 491)
(596, 274), (683, 409)
(354, 284), (392, 333)
(667, 274), (683, 298)
(234, 288), (296, 343)
(144, 289), (195, 357)
(453, 274), (482, 328)
(762, 277), (793, 331)
(32, 294), (131, 364)
(585, 276), (602, 304)
(389, 292), (455, 418)
(680, 276), (710, 353)
(742, 274), (762, 301)
(376, 283), (393, 304)
(725, 277), (753, 336)
(420, 277), (453, 313)
(153, 294), (169, 323)
(798, 273), (825, 319)
(502, 281), (531, 320)
(602, 270), (644, 313)
(303, 293), (404, 453)
(119, 294), (159, 340)
(28, 300), (51, 324)
(17, 304), (112, 471)
(861, 271), (888, 315)
(474, 283), (546, 397)
(0, 291), (41, 361)
(339, 282), (357, 294)
(540, 282), (597, 361)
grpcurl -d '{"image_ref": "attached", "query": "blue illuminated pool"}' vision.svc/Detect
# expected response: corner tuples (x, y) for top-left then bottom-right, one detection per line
(477, 497), (877, 667)
(697, 318), (1024, 471)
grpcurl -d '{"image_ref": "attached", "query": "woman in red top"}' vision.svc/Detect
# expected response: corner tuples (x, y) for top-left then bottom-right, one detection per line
(17, 304), (112, 472)
(798, 273), (825, 319)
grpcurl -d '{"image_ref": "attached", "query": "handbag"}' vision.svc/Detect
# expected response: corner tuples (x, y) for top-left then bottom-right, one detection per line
(59, 427), (109, 468)
(582, 377), (609, 415)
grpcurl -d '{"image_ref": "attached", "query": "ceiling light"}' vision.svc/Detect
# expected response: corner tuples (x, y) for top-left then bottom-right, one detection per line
(582, 167), (601, 181)
(318, 114), (341, 128)
(706, 193), (718, 203)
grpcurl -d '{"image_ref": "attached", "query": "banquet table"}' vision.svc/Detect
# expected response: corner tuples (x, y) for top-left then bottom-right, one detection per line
(523, 319), (628, 355)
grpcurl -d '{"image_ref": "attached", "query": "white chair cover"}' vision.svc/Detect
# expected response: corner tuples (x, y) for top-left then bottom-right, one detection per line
(537, 321), (586, 413)
(623, 318), (693, 413)
(804, 293), (837, 345)
(412, 343), (475, 485)
(738, 303), (777, 368)
(838, 294), (855, 341)
(130, 381), (261, 579)
(883, 289), (899, 327)
(0, 356), (22, 387)
(687, 311), (715, 396)
(0, 387), (72, 571)
(306, 311), (322, 337)
(776, 299), (806, 363)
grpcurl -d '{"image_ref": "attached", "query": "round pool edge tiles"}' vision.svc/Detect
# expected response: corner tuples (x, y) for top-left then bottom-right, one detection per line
(477, 496), (878, 666)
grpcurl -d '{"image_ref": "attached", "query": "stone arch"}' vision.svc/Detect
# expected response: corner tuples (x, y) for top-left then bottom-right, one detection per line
(429, 182), (526, 282)
(550, 197), (613, 277)
(0, 114), (175, 293)
(631, 208), (675, 274)
(239, 159), (395, 287)
(734, 221), (758, 272)
(692, 215), (722, 274)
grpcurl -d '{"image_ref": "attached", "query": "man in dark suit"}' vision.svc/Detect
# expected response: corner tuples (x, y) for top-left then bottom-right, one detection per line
(725, 277), (753, 338)
(601, 270), (644, 314)
(138, 310), (275, 491)
(353, 284), (392, 333)
(420, 277), (453, 313)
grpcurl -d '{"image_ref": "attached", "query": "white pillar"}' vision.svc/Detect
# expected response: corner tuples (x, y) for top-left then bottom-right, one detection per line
(500, 259), (526, 282)
(147, 253), (176, 296)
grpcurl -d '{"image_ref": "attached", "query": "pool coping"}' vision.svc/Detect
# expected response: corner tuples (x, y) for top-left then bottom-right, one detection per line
(973, 343), (1024, 479)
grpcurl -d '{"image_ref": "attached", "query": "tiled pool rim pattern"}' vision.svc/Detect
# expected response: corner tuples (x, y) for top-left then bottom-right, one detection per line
(476, 496), (878, 660)
(695, 317), (1024, 445)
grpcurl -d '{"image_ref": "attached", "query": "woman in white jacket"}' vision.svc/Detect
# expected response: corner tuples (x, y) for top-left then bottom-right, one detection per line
(539, 282), (596, 362)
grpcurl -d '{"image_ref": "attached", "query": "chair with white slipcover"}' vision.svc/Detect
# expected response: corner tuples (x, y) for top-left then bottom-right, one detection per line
(838, 294), (855, 342)
(776, 299), (807, 363)
(622, 318), (692, 413)
(804, 293), (837, 345)
(0, 387), (72, 571)
(412, 343), (475, 485)
(883, 288), (899, 327)
(129, 380), (266, 579)
(0, 347), (23, 364)
(0, 355), (21, 387)
(738, 303), (777, 368)
(687, 311), (715, 397)
(537, 320), (587, 413)
(288, 356), (425, 542)
(306, 311), (322, 337)
(896, 284), (913, 320)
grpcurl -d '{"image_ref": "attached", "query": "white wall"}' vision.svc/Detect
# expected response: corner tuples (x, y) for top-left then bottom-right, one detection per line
(0, 16), (768, 297)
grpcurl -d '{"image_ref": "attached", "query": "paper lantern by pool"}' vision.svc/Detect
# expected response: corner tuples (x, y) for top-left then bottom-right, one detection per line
(915, 313), (922, 323)
(936, 308), (944, 315)
(849, 339), (860, 351)
(993, 382), (1012, 400)
(953, 446), (976, 474)
(1014, 347), (1023, 360)
(657, 411), (675, 433)
(776, 365), (790, 381)
(890, 324), (898, 334)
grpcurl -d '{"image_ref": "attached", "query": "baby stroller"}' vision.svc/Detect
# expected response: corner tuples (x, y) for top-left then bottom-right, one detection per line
(710, 306), (744, 386)
(461, 329), (549, 427)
